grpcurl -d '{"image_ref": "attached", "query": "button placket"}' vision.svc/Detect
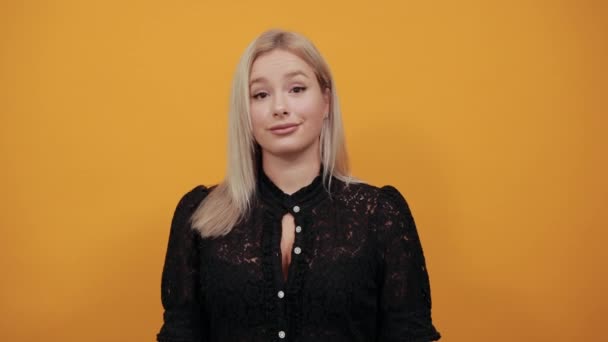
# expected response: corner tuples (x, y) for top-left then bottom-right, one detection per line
(277, 204), (300, 341)
(257, 166), (327, 342)
(292, 205), (303, 256)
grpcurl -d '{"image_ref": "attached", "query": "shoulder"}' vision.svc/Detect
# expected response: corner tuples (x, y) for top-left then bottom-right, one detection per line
(174, 184), (217, 214)
(335, 178), (408, 206)
(333, 178), (411, 216)
(332, 178), (381, 198)
(376, 185), (412, 215)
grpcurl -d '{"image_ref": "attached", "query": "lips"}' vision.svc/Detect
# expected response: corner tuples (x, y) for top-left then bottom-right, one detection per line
(270, 123), (300, 131)
(269, 122), (300, 136)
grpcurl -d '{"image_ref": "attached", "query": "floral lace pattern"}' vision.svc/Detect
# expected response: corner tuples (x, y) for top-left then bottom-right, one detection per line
(157, 167), (440, 342)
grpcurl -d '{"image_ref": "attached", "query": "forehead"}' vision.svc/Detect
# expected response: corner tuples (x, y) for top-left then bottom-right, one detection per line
(250, 49), (315, 81)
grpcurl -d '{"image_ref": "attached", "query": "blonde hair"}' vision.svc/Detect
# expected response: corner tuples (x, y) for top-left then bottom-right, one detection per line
(191, 29), (361, 238)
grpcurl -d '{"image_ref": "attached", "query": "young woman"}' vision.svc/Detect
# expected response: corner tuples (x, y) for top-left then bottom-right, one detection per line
(157, 29), (441, 342)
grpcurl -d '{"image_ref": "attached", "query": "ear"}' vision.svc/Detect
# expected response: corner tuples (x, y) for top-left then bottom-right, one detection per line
(323, 87), (331, 117)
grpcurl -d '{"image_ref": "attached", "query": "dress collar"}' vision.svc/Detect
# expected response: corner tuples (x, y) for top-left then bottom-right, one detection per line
(257, 163), (329, 215)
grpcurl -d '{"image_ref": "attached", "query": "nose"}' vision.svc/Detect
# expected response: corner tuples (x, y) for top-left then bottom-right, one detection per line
(272, 92), (289, 116)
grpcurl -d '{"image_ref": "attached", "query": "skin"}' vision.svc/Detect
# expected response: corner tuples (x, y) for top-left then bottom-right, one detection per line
(249, 48), (330, 195)
(249, 49), (330, 281)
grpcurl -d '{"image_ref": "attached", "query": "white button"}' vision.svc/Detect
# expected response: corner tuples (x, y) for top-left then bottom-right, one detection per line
(293, 205), (300, 213)
(294, 247), (301, 255)
(295, 226), (302, 233)
(278, 330), (286, 339)
(277, 290), (285, 298)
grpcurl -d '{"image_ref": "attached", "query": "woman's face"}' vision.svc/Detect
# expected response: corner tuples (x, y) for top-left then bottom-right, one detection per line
(249, 49), (329, 159)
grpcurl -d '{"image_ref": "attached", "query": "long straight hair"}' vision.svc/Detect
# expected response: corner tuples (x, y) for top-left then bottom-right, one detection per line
(191, 29), (360, 238)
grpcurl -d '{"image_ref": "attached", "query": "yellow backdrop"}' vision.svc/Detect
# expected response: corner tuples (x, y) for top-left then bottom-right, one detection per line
(1, 0), (606, 341)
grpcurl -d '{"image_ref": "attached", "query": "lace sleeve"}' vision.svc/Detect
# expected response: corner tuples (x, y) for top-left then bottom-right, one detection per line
(157, 185), (209, 342)
(375, 185), (441, 342)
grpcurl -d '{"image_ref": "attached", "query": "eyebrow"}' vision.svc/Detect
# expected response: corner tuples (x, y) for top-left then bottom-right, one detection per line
(249, 70), (309, 86)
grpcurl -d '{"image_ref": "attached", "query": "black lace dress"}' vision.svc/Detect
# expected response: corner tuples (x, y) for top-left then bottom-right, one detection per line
(157, 167), (441, 342)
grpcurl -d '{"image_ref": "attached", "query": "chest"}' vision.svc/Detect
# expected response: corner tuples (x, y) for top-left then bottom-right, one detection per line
(202, 207), (375, 282)
(199, 207), (378, 322)
(279, 213), (296, 281)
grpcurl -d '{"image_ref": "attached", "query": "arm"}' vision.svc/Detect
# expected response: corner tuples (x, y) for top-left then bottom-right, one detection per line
(375, 185), (441, 342)
(157, 185), (209, 342)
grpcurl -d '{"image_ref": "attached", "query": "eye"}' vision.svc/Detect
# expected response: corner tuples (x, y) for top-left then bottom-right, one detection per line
(252, 92), (268, 100)
(291, 86), (307, 93)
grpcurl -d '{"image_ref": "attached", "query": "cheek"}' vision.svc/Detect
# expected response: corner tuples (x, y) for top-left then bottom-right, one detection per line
(297, 102), (326, 136)
(249, 104), (266, 131)
(294, 94), (326, 118)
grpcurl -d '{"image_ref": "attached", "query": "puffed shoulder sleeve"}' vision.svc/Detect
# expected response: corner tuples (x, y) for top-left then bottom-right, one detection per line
(156, 185), (210, 342)
(374, 185), (441, 342)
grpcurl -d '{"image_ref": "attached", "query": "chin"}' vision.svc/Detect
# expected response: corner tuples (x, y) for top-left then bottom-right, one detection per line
(262, 141), (316, 157)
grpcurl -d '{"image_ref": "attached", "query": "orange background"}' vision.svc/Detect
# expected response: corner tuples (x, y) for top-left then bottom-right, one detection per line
(1, 0), (606, 341)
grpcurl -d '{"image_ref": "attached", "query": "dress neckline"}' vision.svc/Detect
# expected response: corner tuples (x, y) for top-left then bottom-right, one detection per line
(257, 163), (329, 216)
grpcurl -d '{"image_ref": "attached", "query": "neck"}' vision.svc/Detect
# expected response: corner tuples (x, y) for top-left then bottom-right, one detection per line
(261, 147), (321, 195)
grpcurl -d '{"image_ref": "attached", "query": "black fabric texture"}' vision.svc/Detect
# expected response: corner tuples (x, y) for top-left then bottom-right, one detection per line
(157, 165), (441, 342)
